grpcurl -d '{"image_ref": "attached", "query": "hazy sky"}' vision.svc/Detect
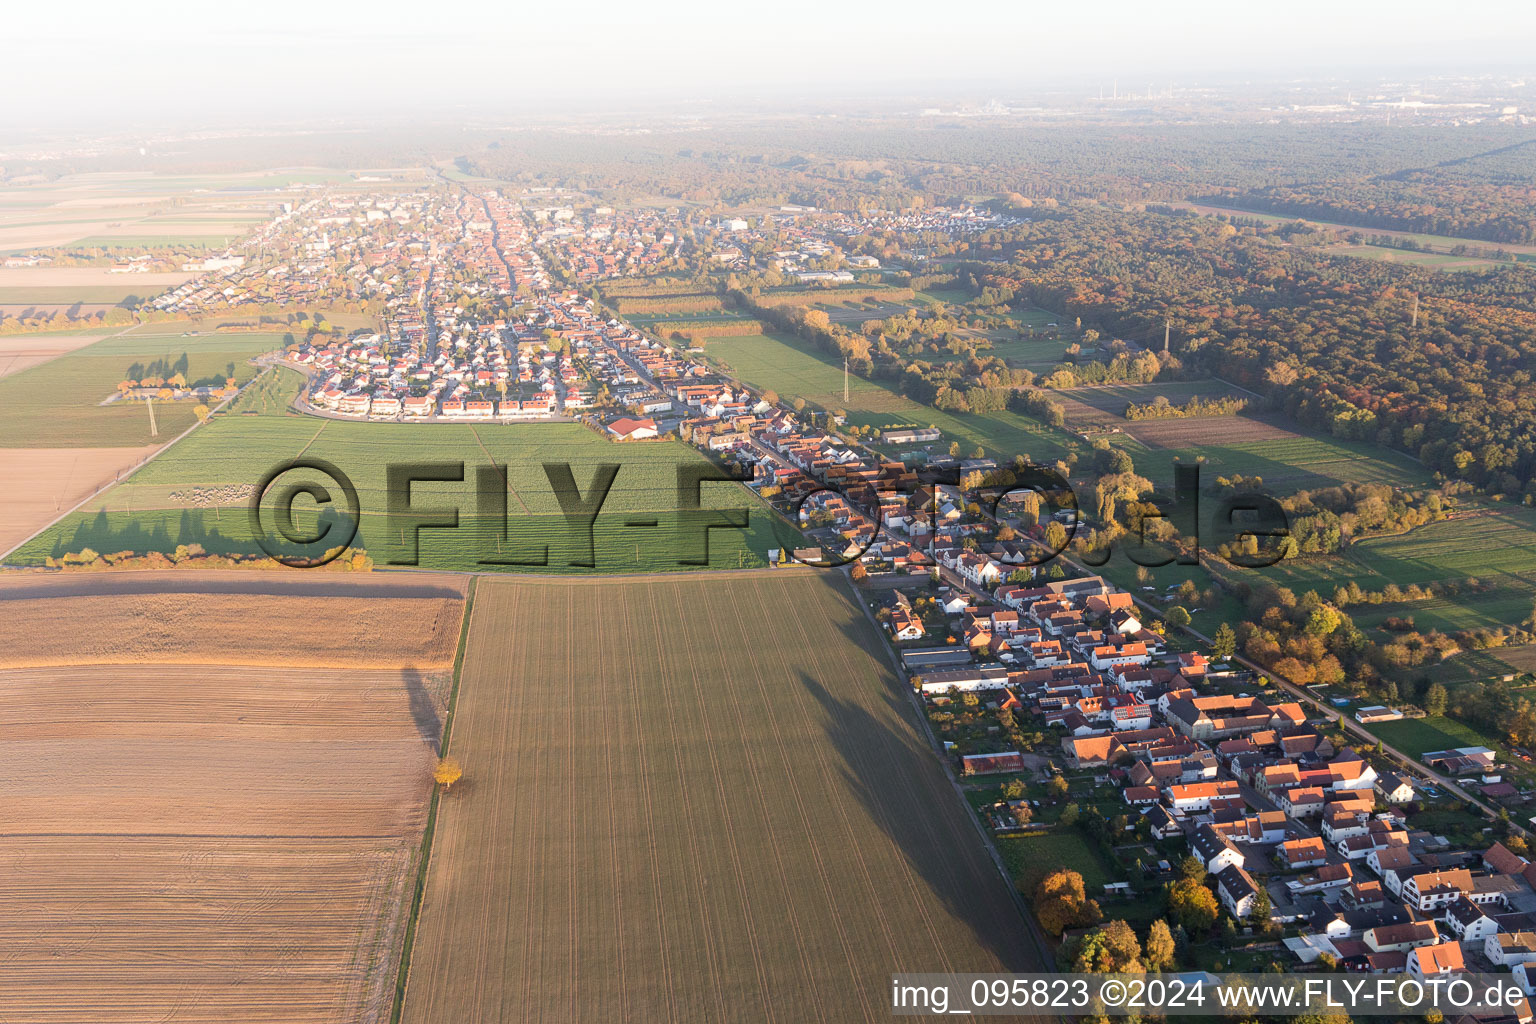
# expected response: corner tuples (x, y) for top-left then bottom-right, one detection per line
(12, 0), (1536, 130)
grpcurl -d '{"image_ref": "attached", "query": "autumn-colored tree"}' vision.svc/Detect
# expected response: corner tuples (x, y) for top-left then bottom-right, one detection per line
(433, 756), (463, 790)
(193, 404), (211, 423)
(1033, 869), (1101, 936)
(1166, 878), (1219, 933)
(1073, 919), (1143, 973)
(1144, 919), (1176, 971)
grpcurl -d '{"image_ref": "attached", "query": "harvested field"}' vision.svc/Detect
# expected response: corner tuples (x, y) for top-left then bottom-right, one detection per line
(1129, 412), (1300, 448)
(0, 268), (195, 288)
(0, 572), (468, 1024)
(1051, 379), (1274, 446)
(402, 571), (1038, 1024)
(0, 570), (468, 669)
(0, 332), (111, 380)
(1497, 646), (1536, 676)
(0, 445), (159, 557)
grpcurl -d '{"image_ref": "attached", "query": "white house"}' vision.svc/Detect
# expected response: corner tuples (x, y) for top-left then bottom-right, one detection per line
(1443, 896), (1499, 946)
(1487, 931), (1536, 967)
(1405, 940), (1465, 980)
(1216, 865), (1260, 919)
(1192, 824), (1244, 874)
(1401, 869), (1473, 912)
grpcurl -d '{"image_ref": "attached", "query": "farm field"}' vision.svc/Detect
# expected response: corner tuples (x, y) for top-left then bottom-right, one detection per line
(0, 331), (284, 448)
(1053, 379), (1259, 439)
(401, 572), (1038, 1024)
(0, 330), (111, 379)
(12, 402), (787, 573)
(0, 266), (195, 302)
(1147, 429), (1429, 492)
(1496, 646), (1536, 676)
(0, 445), (158, 558)
(0, 569), (467, 669)
(703, 329), (1077, 464)
(1262, 507), (1536, 636)
(0, 569), (469, 1024)
(0, 171), (338, 253)
(1328, 243), (1506, 272)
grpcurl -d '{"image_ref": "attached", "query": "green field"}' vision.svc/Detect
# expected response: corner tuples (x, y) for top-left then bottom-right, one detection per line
(1329, 244), (1506, 272)
(399, 573), (1040, 1024)
(13, 383), (790, 572)
(703, 330), (1077, 464)
(995, 829), (1114, 894)
(1263, 510), (1536, 635)
(0, 331), (284, 447)
(1366, 715), (1498, 757)
(1148, 432), (1428, 492)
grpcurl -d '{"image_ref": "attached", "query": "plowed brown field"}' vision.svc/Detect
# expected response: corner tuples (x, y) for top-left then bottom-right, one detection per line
(401, 571), (1038, 1024)
(0, 571), (468, 1024)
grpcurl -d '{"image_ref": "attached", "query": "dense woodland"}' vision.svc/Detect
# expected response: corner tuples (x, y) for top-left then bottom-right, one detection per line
(965, 207), (1536, 498)
(1213, 139), (1536, 244)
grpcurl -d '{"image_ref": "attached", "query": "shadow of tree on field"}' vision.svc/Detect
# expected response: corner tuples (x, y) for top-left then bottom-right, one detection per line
(796, 656), (1043, 973)
(401, 665), (443, 754)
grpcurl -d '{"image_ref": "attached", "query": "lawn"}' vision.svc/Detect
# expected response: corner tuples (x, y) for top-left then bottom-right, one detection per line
(399, 572), (1041, 1024)
(995, 828), (1116, 894)
(1366, 715), (1496, 757)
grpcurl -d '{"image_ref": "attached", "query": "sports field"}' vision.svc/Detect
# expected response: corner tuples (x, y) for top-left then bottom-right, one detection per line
(401, 572), (1039, 1024)
(1365, 715), (1497, 758)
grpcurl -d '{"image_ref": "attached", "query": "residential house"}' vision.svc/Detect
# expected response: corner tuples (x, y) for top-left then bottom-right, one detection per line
(1192, 824), (1245, 874)
(1280, 837), (1330, 870)
(1443, 895), (1499, 945)
(1405, 940), (1465, 980)
(1401, 868), (1474, 912)
(1063, 734), (1128, 769)
(1376, 771), (1416, 805)
(1217, 864), (1261, 919)
(1363, 920), (1440, 954)
(1488, 931), (1536, 967)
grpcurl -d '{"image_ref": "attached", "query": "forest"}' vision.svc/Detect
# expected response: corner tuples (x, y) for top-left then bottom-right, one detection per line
(965, 206), (1536, 498)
